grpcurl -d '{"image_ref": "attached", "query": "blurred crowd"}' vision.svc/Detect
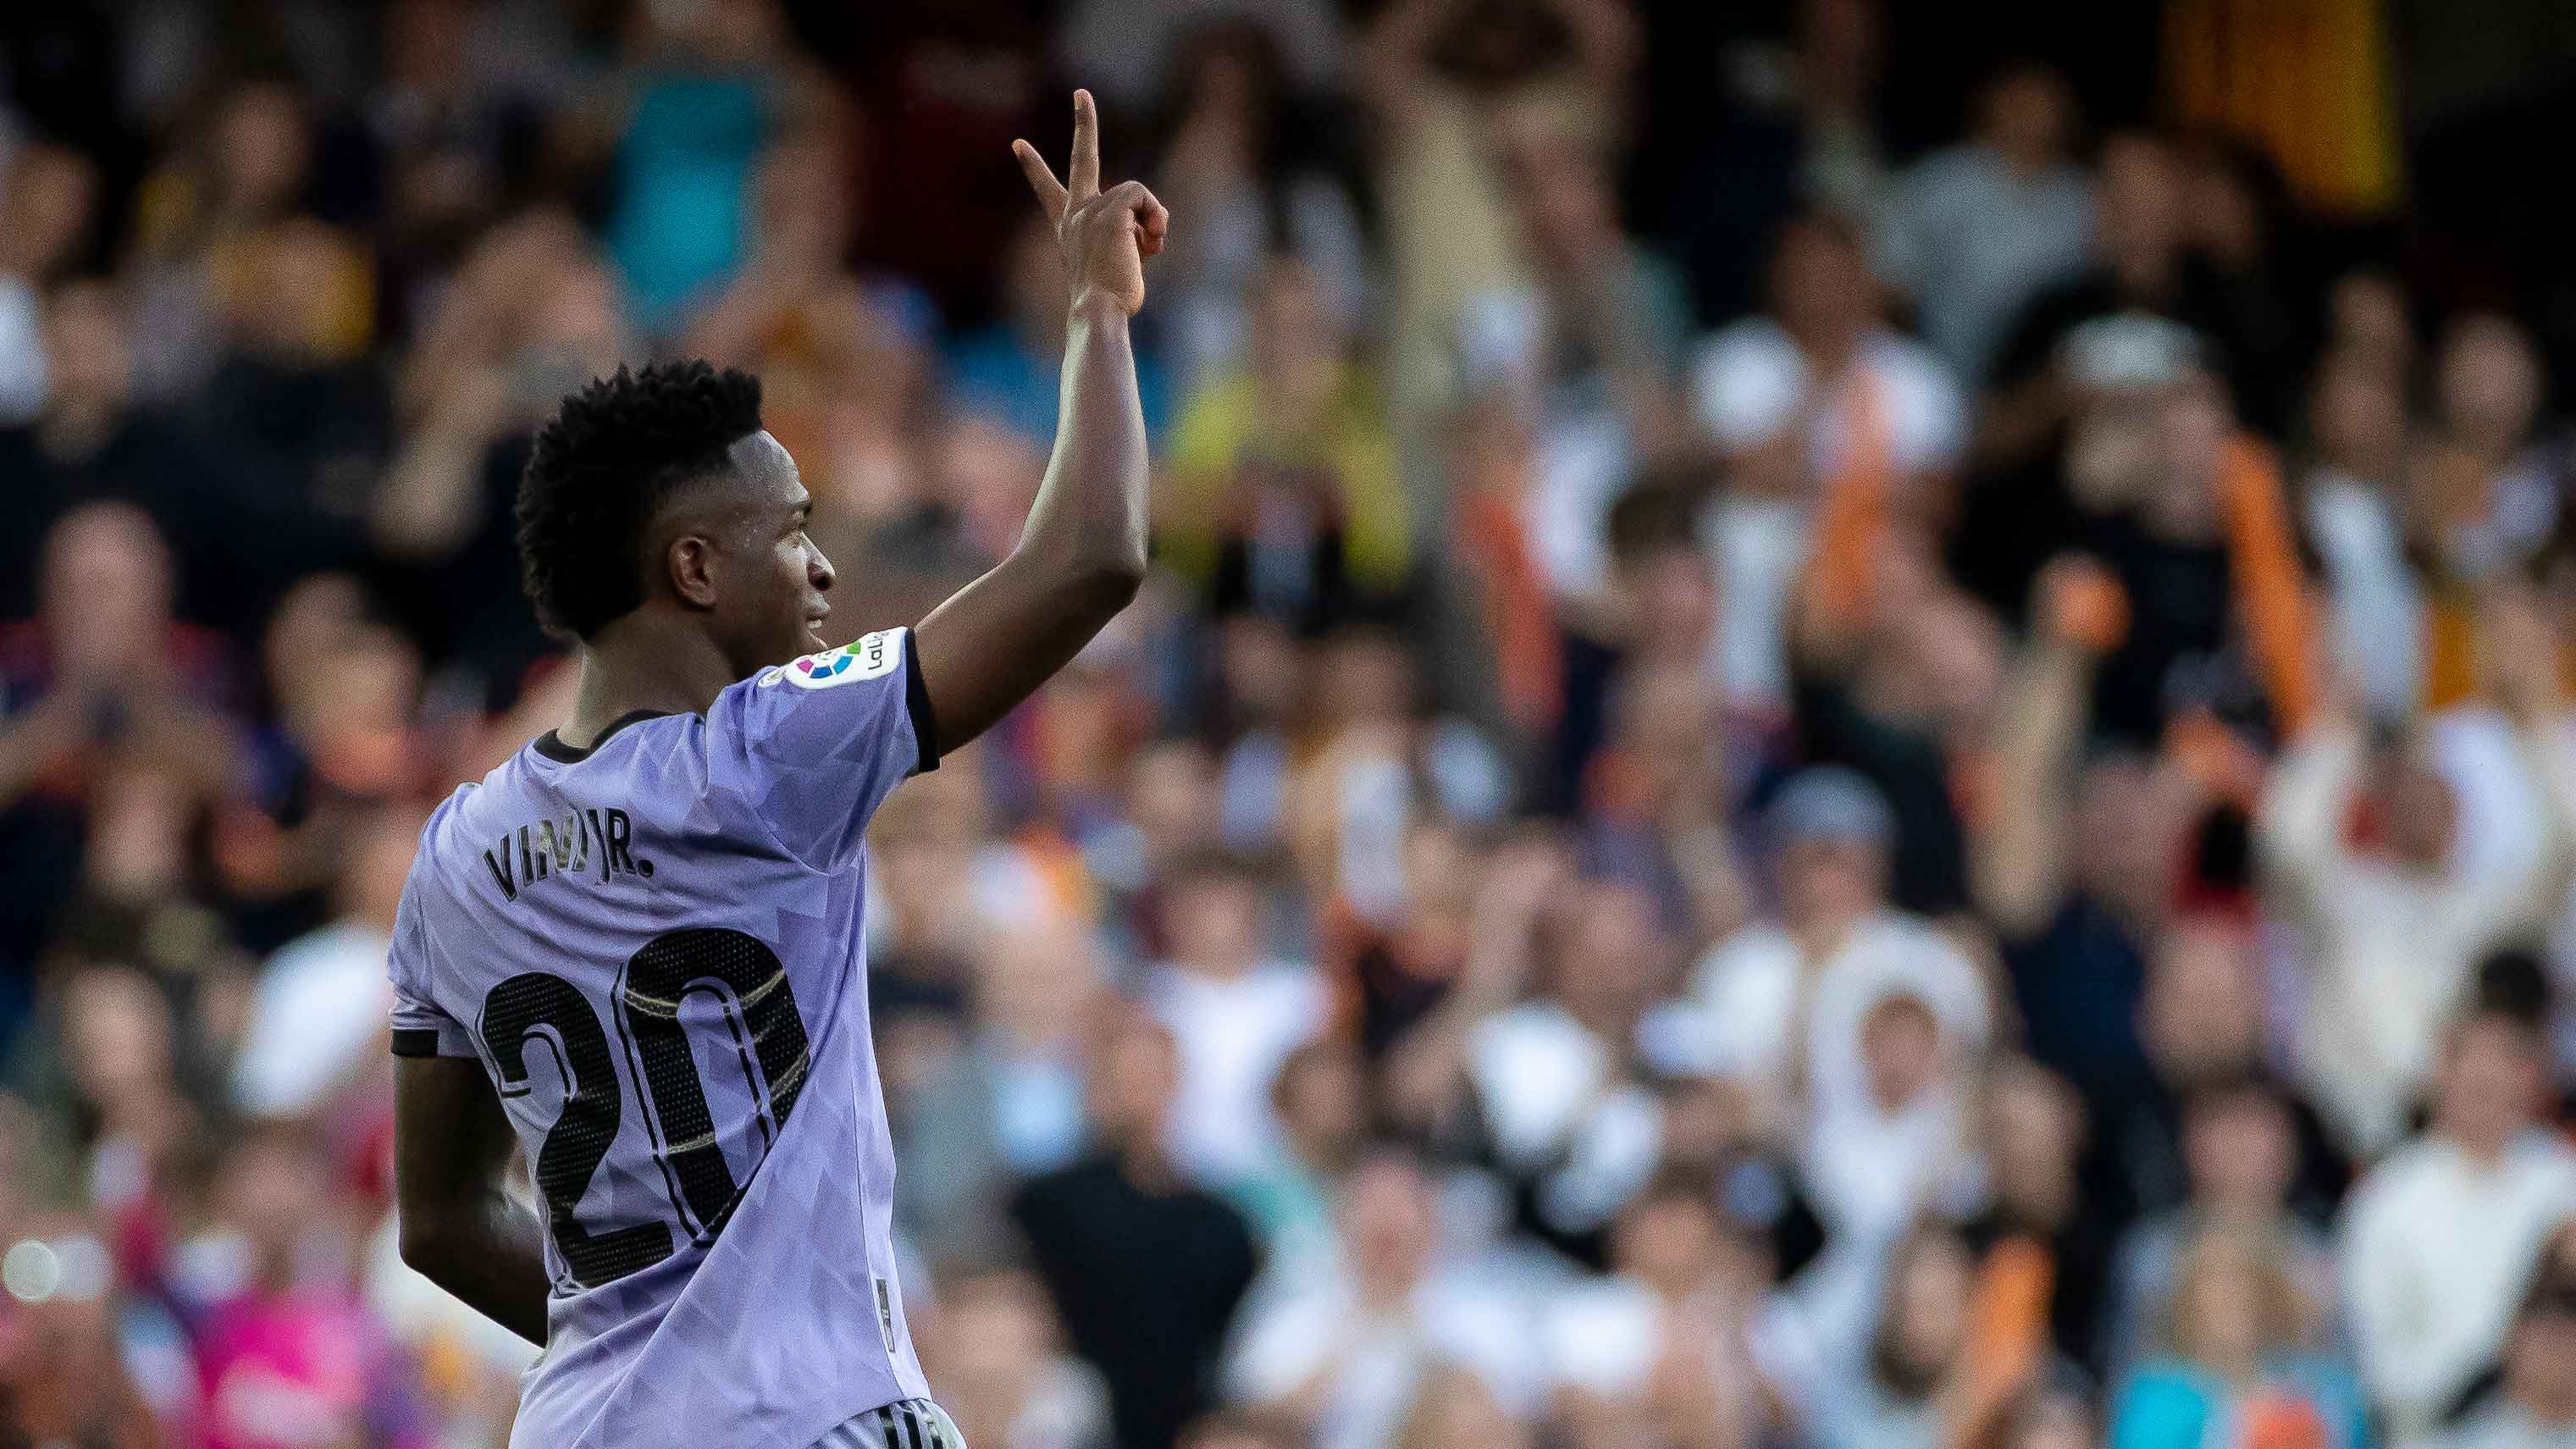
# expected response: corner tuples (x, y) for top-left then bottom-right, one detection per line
(7, 2), (2576, 1449)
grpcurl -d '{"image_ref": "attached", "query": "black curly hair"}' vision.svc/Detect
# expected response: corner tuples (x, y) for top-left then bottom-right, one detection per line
(515, 360), (765, 640)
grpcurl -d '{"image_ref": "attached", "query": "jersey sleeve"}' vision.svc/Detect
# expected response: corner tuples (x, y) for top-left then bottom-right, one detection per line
(705, 626), (940, 871)
(386, 865), (475, 1059)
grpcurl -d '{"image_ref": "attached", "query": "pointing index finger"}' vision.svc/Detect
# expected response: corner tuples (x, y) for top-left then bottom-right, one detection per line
(1070, 88), (1099, 202)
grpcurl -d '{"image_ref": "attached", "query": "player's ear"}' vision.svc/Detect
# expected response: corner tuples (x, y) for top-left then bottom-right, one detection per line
(666, 533), (721, 611)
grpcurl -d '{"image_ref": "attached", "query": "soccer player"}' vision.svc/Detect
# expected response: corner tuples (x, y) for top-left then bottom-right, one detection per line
(386, 92), (1165, 1449)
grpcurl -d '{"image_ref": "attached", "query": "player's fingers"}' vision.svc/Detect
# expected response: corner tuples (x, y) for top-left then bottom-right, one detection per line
(1012, 140), (1067, 221)
(1070, 89), (1100, 201)
(1133, 185), (1169, 258)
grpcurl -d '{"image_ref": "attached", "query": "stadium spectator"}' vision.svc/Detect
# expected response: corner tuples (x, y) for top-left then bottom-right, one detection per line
(2298, 342), (2421, 721)
(228, 805), (420, 1121)
(2105, 1222), (2368, 1449)
(1224, 1037), (1367, 1280)
(1142, 851), (1329, 1184)
(1687, 766), (1991, 1153)
(1145, 22), (1371, 390)
(2338, 998), (2576, 1442)
(1161, 256), (1409, 633)
(2102, 1071), (2338, 1375)
(1224, 1150), (1533, 1449)
(2082, 915), (2353, 1238)
(1462, 872), (1677, 1260)
(918, 1263), (1115, 1449)
(2407, 314), (2563, 711)
(1011, 1011), (1258, 1449)
(1871, 62), (2092, 385)
(1784, 1218), (1980, 1449)
(890, 918), (1103, 1268)
(1971, 556), (2184, 1102)
(1462, 117), (1694, 584)
(1690, 210), (1966, 711)
(2436, 1260), (2576, 1449)
(2258, 590), (2576, 1155)
(0, 141), (99, 424)
(1540, 1170), (1783, 1449)
(185, 1121), (428, 1449)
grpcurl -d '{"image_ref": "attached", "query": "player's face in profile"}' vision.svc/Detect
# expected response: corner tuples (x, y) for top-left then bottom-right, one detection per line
(710, 429), (835, 673)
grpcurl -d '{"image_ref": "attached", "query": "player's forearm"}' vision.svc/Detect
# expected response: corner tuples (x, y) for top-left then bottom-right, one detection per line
(1019, 293), (1151, 595)
(912, 296), (1148, 752)
(399, 1194), (551, 1345)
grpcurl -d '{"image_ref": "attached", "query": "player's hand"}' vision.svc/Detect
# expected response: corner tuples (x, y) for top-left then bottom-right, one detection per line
(1013, 90), (1169, 317)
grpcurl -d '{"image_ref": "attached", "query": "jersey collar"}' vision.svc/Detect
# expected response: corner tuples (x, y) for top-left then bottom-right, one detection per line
(532, 709), (672, 764)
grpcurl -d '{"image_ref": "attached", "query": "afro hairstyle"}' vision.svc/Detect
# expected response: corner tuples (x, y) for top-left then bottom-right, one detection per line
(515, 360), (765, 639)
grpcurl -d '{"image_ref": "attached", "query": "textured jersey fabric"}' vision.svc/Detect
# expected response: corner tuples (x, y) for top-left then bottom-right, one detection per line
(388, 628), (938, 1449)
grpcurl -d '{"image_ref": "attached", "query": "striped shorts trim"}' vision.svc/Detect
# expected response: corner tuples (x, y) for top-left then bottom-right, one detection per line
(810, 1399), (966, 1449)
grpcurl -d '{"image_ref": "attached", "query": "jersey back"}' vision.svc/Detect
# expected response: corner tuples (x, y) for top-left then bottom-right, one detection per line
(387, 628), (937, 1449)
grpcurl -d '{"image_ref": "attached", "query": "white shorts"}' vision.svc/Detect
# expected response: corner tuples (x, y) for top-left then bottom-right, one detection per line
(811, 1399), (965, 1449)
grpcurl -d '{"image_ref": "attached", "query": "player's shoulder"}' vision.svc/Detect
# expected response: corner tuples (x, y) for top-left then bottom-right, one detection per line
(413, 780), (481, 863)
(411, 750), (561, 874)
(707, 626), (923, 771)
(738, 628), (912, 698)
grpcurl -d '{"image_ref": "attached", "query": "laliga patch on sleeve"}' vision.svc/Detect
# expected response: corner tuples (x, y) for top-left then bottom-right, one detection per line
(777, 629), (904, 689)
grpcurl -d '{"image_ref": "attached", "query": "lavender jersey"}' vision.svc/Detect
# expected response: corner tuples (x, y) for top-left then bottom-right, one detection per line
(387, 628), (939, 1449)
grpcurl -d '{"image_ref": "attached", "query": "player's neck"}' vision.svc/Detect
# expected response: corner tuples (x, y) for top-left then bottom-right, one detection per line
(560, 617), (739, 748)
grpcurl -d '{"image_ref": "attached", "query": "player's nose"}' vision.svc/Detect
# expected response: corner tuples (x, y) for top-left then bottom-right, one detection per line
(807, 544), (835, 592)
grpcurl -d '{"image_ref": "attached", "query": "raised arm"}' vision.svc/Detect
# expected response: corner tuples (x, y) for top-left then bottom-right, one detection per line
(910, 90), (1166, 755)
(1971, 557), (2120, 937)
(2252, 706), (2365, 921)
(394, 1054), (550, 1345)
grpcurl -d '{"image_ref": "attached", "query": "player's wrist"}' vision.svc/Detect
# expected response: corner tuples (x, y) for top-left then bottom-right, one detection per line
(1065, 287), (1132, 324)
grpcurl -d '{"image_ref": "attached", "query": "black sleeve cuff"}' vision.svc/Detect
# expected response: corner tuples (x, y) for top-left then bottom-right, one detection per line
(390, 1028), (445, 1058)
(904, 633), (940, 777)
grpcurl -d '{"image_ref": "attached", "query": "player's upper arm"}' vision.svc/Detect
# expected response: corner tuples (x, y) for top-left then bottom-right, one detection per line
(387, 827), (479, 1062)
(707, 626), (939, 871)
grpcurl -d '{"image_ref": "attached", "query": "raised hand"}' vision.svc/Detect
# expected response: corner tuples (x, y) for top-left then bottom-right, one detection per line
(1013, 90), (1169, 317)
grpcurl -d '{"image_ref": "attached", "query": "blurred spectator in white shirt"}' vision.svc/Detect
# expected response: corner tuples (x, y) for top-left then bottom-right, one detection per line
(1692, 214), (1965, 709)
(1144, 852), (1329, 1183)
(1778, 1219), (1982, 1449)
(1464, 874), (1677, 1253)
(229, 805), (421, 1120)
(1543, 1171), (1788, 1449)
(1689, 766), (1993, 1143)
(2258, 593), (2576, 1155)
(1797, 988), (1976, 1254)
(1224, 1151), (1540, 1449)
(2339, 998), (2576, 1443)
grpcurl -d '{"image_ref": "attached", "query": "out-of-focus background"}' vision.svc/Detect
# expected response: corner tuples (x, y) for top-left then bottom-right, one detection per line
(8, 1), (2576, 1447)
